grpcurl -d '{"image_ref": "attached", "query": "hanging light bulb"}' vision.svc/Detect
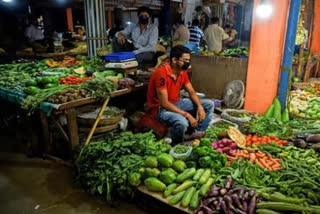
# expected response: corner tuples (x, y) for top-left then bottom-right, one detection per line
(256, 0), (273, 19)
(2, 0), (12, 2)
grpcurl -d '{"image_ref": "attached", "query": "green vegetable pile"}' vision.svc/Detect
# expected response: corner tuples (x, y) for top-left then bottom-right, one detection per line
(173, 145), (190, 154)
(186, 146), (227, 172)
(215, 144), (320, 205)
(135, 153), (215, 210)
(75, 131), (171, 203)
(248, 116), (293, 138)
(80, 78), (117, 99)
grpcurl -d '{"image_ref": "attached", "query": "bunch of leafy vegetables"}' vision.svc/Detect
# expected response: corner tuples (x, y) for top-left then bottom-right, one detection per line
(80, 78), (117, 99)
(249, 116), (293, 139)
(75, 131), (171, 203)
(215, 144), (320, 205)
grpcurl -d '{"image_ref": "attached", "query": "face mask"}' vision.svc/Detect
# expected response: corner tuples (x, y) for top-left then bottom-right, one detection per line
(139, 15), (149, 25)
(181, 61), (190, 70)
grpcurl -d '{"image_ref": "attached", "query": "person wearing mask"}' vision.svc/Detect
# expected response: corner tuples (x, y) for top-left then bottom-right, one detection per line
(147, 45), (214, 144)
(172, 17), (190, 46)
(203, 17), (229, 52)
(188, 19), (204, 48)
(113, 6), (158, 64)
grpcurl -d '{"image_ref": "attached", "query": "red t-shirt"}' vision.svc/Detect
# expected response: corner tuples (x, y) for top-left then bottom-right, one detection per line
(147, 64), (190, 113)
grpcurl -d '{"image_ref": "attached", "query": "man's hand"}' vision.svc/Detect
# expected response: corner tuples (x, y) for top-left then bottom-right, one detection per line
(117, 32), (126, 45)
(186, 114), (198, 128)
(197, 106), (206, 122)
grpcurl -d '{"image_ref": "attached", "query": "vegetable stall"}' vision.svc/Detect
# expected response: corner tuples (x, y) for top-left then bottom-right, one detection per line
(2, 57), (320, 214)
(0, 56), (149, 154)
(73, 94), (320, 214)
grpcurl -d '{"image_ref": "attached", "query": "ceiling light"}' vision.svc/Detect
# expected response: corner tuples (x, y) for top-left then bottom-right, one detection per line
(256, 0), (273, 19)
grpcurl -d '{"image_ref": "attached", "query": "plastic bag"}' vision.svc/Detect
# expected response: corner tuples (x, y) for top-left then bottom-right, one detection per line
(169, 145), (192, 160)
(209, 117), (239, 129)
(221, 109), (252, 124)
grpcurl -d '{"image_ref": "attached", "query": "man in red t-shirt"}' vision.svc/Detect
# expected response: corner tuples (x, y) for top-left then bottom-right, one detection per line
(147, 45), (214, 144)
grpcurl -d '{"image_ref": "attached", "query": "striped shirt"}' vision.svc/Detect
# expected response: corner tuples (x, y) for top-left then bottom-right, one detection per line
(188, 26), (204, 47)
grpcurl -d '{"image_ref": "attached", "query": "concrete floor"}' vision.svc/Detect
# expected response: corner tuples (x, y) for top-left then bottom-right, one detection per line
(0, 152), (146, 214)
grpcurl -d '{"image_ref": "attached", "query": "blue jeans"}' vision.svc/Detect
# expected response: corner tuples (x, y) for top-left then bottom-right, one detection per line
(156, 98), (214, 144)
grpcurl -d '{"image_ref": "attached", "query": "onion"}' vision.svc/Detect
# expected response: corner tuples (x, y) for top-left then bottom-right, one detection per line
(212, 143), (218, 149)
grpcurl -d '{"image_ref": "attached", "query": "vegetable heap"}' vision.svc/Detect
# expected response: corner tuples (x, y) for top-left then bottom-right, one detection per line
(75, 131), (171, 203)
(196, 178), (258, 214)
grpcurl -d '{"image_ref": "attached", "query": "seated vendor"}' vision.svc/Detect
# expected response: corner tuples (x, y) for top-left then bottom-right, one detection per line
(147, 45), (214, 144)
(113, 6), (158, 64)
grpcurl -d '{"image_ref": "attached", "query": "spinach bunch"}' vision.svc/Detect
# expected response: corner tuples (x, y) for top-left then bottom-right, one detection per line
(75, 131), (171, 203)
(249, 116), (293, 139)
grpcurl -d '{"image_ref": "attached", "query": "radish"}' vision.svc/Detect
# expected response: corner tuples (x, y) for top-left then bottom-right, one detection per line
(216, 148), (223, 153)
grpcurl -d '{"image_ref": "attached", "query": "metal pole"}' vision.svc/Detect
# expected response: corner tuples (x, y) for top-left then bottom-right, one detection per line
(278, 0), (302, 110)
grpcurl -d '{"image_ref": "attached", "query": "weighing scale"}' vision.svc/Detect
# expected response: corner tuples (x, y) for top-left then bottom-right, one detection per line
(104, 52), (138, 75)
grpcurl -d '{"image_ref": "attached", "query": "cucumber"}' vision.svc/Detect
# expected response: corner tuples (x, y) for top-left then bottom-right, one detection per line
(173, 180), (196, 194)
(168, 190), (186, 205)
(256, 209), (283, 214)
(269, 192), (306, 204)
(181, 187), (196, 207)
(193, 169), (205, 181)
(199, 177), (214, 196)
(257, 202), (313, 212)
(198, 169), (211, 185)
(163, 183), (177, 198)
(176, 168), (196, 183)
(190, 190), (200, 209)
(281, 108), (290, 123)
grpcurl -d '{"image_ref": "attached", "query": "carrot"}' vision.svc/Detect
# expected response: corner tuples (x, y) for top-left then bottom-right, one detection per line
(259, 158), (270, 169)
(227, 156), (236, 161)
(249, 153), (256, 163)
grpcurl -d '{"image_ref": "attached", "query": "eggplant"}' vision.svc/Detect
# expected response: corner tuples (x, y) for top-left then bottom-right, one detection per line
(242, 201), (248, 212)
(247, 195), (257, 214)
(294, 139), (307, 148)
(235, 209), (246, 214)
(202, 206), (213, 214)
(248, 189), (256, 197)
(296, 134), (309, 140)
(238, 189), (245, 199)
(227, 189), (235, 196)
(224, 195), (233, 205)
(231, 194), (243, 209)
(203, 198), (216, 206)
(225, 178), (233, 189)
(243, 192), (249, 201)
(220, 188), (227, 196)
(306, 134), (320, 142)
(207, 190), (220, 197)
(311, 143), (320, 152)
(220, 201), (229, 213)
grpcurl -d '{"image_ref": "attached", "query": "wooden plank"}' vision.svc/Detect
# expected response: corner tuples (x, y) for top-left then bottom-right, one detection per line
(39, 111), (52, 154)
(191, 55), (248, 99)
(65, 108), (79, 150)
(137, 186), (192, 214)
(54, 97), (97, 110)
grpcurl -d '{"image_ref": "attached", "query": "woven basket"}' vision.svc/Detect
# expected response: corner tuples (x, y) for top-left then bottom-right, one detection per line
(79, 124), (118, 134)
(292, 82), (311, 90)
(78, 114), (122, 127)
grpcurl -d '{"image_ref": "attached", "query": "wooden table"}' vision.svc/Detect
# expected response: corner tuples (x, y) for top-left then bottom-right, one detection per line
(40, 84), (146, 155)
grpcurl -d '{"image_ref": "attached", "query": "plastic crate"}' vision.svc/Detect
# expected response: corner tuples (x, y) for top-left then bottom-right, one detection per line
(104, 52), (136, 61)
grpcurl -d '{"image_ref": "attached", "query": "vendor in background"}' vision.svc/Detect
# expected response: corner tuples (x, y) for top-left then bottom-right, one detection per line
(147, 45), (214, 144)
(203, 17), (229, 52)
(24, 16), (47, 52)
(172, 17), (190, 47)
(188, 19), (204, 48)
(224, 24), (238, 48)
(113, 6), (158, 64)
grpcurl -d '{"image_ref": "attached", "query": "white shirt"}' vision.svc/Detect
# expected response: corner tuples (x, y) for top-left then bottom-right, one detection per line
(204, 24), (229, 52)
(24, 25), (44, 41)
